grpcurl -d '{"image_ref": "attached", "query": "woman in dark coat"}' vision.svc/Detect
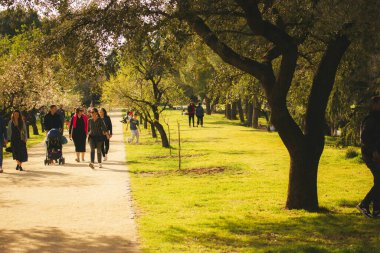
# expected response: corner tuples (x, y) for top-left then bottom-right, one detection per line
(7, 110), (28, 171)
(69, 108), (88, 162)
(100, 108), (112, 161)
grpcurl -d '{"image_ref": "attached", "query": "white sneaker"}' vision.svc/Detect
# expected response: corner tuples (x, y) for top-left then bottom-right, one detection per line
(104, 155), (108, 161)
(99, 163), (103, 168)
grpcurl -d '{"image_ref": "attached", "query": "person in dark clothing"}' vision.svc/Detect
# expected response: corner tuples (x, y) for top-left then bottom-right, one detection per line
(0, 115), (8, 173)
(100, 108), (112, 161)
(187, 102), (195, 127)
(39, 107), (46, 132)
(357, 96), (380, 218)
(7, 110), (28, 171)
(57, 104), (66, 132)
(88, 108), (107, 169)
(44, 105), (63, 133)
(28, 108), (39, 135)
(196, 103), (205, 127)
(69, 108), (88, 162)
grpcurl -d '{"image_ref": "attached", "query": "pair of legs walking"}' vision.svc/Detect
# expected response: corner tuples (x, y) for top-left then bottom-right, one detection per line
(89, 137), (103, 168)
(101, 139), (110, 159)
(359, 154), (380, 217)
(196, 116), (204, 127)
(189, 115), (195, 127)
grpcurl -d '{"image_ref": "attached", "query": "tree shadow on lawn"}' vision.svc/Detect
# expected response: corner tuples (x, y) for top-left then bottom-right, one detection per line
(161, 213), (380, 252)
(0, 227), (138, 253)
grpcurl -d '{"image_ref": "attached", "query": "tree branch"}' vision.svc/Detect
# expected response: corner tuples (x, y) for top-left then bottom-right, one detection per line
(305, 35), (350, 137)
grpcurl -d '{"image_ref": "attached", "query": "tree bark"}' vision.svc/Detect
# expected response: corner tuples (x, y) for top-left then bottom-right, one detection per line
(286, 146), (320, 210)
(231, 101), (238, 120)
(205, 96), (212, 115)
(225, 103), (232, 120)
(247, 102), (253, 127)
(252, 95), (260, 129)
(150, 122), (157, 138)
(154, 121), (170, 148)
(237, 98), (245, 123)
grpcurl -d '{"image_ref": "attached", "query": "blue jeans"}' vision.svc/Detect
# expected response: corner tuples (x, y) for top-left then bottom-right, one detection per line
(0, 142), (3, 167)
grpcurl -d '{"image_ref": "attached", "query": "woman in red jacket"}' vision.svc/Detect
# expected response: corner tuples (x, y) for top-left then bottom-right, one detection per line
(69, 108), (88, 162)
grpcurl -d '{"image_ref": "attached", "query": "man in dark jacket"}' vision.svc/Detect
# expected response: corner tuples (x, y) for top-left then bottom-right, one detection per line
(357, 96), (380, 218)
(196, 102), (205, 127)
(44, 105), (63, 133)
(0, 115), (8, 173)
(187, 102), (195, 127)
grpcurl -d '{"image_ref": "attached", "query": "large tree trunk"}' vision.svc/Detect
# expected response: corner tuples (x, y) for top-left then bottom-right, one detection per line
(225, 103), (232, 120)
(231, 101), (238, 120)
(154, 121), (170, 148)
(286, 148), (320, 210)
(205, 96), (212, 115)
(237, 98), (245, 123)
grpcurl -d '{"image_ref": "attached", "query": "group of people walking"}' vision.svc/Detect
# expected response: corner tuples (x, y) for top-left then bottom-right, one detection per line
(0, 104), (113, 173)
(187, 102), (205, 127)
(68, 106), (112, 169)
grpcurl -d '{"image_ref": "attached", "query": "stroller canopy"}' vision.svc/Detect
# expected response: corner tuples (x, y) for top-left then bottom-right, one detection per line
(47, 128), (61, 138)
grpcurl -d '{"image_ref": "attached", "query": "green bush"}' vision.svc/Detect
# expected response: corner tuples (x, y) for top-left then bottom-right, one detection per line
(345, 147), (359, 159)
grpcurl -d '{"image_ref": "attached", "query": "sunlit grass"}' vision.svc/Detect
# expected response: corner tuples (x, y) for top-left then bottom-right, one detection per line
(124, 110), (380, 253)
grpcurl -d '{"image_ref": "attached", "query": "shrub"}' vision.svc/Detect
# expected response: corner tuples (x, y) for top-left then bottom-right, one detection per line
(345, 147), (359, 159)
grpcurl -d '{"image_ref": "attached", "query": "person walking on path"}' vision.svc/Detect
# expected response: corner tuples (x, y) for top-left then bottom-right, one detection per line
(44, 105), (63, 133)
(7, 110), (28, 171)
(39, 106), (46, 133)
(88, 108), (107, 169)
(69, 108), (88, 162)
(0, 114), (8, 173)
(196, 102), (205, 127)
(188, 102), (195, 127)
(126, 114), (141, 144)
(100, 108), (112, 161)
(57, 104), (66, 132)
(357, 96), (380, 218)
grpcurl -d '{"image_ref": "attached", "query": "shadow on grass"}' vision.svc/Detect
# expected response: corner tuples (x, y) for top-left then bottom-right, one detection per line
(0, 227), (138, 253)
(160, 214), (380, 252)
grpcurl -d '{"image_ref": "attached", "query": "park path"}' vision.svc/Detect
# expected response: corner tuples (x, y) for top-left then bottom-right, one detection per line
(0, 111), (139, 253)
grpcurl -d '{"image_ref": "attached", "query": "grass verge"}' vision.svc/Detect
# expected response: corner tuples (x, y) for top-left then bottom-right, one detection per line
(124, 110), (380, 253)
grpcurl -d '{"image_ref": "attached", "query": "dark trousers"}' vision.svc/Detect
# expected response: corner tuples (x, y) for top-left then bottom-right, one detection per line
(101, 138), (110, 157)
(361, 154), (380, 211)
(196, 116), (204, 126)
(189, 115), (195, 126)
(89, 137), (102, 163)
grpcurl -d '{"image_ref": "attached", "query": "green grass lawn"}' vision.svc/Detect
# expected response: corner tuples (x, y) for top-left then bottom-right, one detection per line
(124, 110), (380, 253)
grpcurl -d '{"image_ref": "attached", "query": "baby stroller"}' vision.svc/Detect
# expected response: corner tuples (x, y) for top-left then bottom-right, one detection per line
(45, 128), (65, 165)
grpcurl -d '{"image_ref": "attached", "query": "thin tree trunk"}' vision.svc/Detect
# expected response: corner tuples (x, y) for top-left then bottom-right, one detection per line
(231, 101), (238, 120)
(252, 96), (260, 129)
(144, 116), (148, 129)
(225, 103), (232, 120)
(150, 122), (157, 138)
(154, 121), (170, 148)
(247, 102), (253, 127)
(237, 98), (245, 123)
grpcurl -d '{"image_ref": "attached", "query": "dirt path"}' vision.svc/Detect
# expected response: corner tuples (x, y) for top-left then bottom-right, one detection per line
(0, 111), (139, 253)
